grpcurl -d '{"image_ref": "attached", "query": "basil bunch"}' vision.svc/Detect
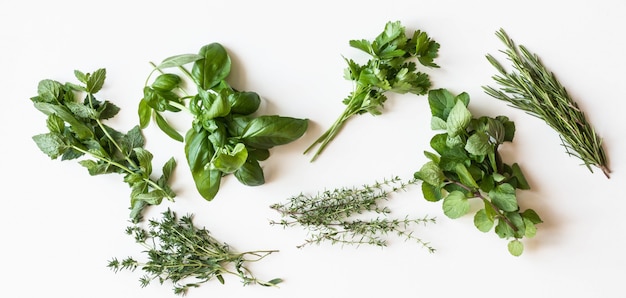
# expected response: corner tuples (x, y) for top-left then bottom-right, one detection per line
(414, 88), (542, 256)
(139, 43), (308, 201)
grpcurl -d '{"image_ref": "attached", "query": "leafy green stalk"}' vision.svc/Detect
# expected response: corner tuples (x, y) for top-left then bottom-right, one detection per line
(30, 69), (176, 222)
(270, 176), (436, 252)
(414, 89), (542, 256)
(484, 29), (610, 178)
(138, 43), (308, 201)
(304, 20), (440, 161)
(109, 209), (281, 296)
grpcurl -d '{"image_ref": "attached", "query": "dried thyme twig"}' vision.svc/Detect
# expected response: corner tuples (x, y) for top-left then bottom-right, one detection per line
(484, 28), (610, 178)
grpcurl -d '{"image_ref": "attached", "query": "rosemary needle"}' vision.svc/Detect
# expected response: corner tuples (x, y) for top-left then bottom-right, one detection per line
(484, 29), (611, 178)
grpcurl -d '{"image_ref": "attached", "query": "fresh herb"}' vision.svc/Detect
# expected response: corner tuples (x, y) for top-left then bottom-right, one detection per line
(109, 209), (281, 295)
(30, 69), (176, 222)
(413, 89), (542, 256)
(138, 43), (309, 201)
(303, 20), (440, 161)
(270, 176), (436, 251)
(484, 29), (610, 178)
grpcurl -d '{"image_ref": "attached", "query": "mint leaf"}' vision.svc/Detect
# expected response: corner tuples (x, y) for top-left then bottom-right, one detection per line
(474, 209), (494, 232)
(446, 100), (471, 137)
(508, 240), (524, 256)
(442, 191), (470, 219)
(489, 183), (518, 212)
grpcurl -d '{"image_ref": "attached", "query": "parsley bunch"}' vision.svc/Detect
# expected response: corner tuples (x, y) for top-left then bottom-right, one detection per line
(414, 89), (542, 256)
(30, 69), (176, 222)
(304, 20), (440, 161)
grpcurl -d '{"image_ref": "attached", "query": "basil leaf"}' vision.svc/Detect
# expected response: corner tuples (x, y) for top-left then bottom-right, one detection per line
(234, 158), (265, 186)
(229, 91), (261, 115)
(185, 128), (220, 201)
(155, 113), (183, 142)
(192, 43), (231, 90)
(241, 116), (308, 149)
(212, 143), (248, 174)
(157, 53), (203, 69)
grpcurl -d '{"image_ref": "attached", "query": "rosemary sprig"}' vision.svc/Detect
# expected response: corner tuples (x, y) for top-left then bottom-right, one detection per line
(270, 176), (436, 252)
(484, 29), (610, 178)
(109, 209), (282, 296)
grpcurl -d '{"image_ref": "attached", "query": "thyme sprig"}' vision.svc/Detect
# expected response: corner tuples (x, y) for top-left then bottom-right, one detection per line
(484, 29), (610, 178)
(270, 176), (436, 252)
(109, 209), (282, 296)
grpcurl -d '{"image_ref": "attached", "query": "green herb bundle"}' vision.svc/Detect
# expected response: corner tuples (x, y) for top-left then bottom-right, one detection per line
(139, 43), (309, 201)
(304, 20), (440, 161)
(109, 209), (281, 296)
(270, 176), (436, 251)
(413, 89), (542, 256)
(484, 29), (610, 178)
(30, 69), (176, 222)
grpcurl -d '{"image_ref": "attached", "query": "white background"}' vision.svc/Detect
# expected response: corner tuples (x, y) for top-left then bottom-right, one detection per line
(1, 0), (625, 297)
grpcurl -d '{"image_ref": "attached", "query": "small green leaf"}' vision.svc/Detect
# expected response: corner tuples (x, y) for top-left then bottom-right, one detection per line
(234, 158), (265, 186)
(442, 191), (470, 219)
(454, 163), (479, 188)
(427, 88), (457, 120)
(508, 239), (524, 256)
(431, 116), (447, 130)
(155, 113), (183, 142)
(474, 209), (494, 232)
(212, 143), (248, 174)
(86, 68), (106, 93)
(511, 163), (531, 190)
(524, 218), (537, 238)
(446, 100), (471, 137)
(465, 132), (492, 156)
(228, 91), (261, 115)
(46, 114), (65, 134)
(521, 209), (543, 224)
(241, 116), (308, 149)
(192, 43), (231, 89)
(421, 182), (443, 202)
(489, 183), (518, 212)
(32, 133), (68, 159)
(138, 99), (152, 129)
(35, 79), (63, 103)
(133, 148), (153, 176)
(157, 53), (203, 69)
(151, 73), (181, 91)
(414, 161), (444, 187)
(495, 219), (515, 239)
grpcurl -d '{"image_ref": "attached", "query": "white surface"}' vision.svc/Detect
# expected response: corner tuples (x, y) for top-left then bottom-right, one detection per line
(2, 0), (625, 297)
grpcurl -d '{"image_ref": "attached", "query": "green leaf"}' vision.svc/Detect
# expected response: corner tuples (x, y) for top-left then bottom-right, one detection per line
(161, 157), (177, 182)
(234, 158), (265, 186)
(33, 102), (94, 139)
(228, 91), (261, 115)
(442, 191), (470, 219)
(133, 148), (153, 176)
(427, 88), (456, 120)
(32, 133), (68, 159)
(508, 239), (524, 256)
(454, 163), (479, 188)
(155, 113), (183, 142)
(465, 132), (492, 156)
(86, 68), (106, 93)
(66, 101), (98, 119)
(494, 219), (515, 239)
(413, 161), (444, 187)
(421, 182), (443, 202)
(46, 113), (65, 134)
(192, 43), (231, 90)
(431, 116), (447, 130)
(489, 183), (518, 212)
(185, 127), (220, 201)
(474, 209), (494, 232)
(157, 53), (204, 69)
(212, 143), (248, 174)
(133, 189), (167, 205)
(241, 116), (308, 149)
(151, 73), (181, 91)
(138, 99), (152, 129)
(35, 79), (63, 103)
(446, 100), (471, 137)
(198, 88), (231, 120)
(511, 163), (531, 190)
(524, 218), (537, 238)
(521, 209), (543, 224)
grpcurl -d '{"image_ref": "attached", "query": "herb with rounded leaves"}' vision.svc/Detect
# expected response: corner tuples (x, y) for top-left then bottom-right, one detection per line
(30, 69), (176, 222)
(138, 43), (309, 201)
(270, 176), (436, 251)
(484, 29), (610, 178)
(413, 89), (542, 256)
(304, 20), (440, 161)
(109, 209), (281, 296)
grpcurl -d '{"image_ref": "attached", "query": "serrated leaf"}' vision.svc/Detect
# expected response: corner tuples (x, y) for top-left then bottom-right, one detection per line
(442, 191), (470, 219)
(133, 148), (153, 176)
(421, 182), (443, 202)
(32, 133), (68, 159)
(86, 68), (106, 93)
(465, 132), (492, 156)
(521, 209), (543, 224)
(524, 218), (537, 238)
(46, 114), (65, 134)
(414, 161), (444, 187)
(446, 100), (471, 137)
(489, 183), (518, 212)
(431, 116), (447, 130)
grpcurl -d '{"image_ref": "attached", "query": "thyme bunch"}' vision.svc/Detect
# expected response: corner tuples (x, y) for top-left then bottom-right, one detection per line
(484, 29), (610, 178)
(270, 176), (436, 252)
(109, 209), (282, 296)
